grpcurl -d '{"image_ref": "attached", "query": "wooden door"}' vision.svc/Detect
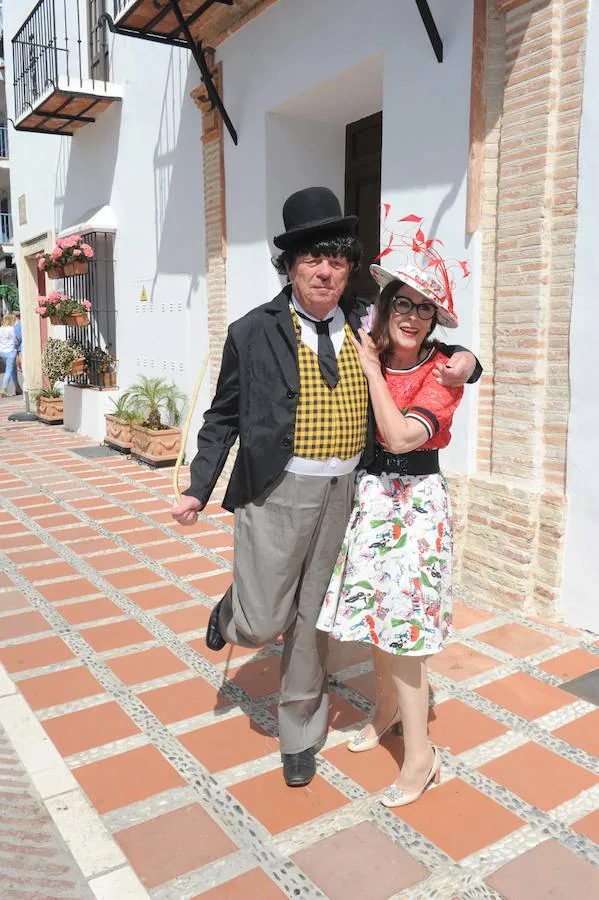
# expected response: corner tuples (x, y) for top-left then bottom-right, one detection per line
(344, 111), (382, 300)
(37, 268), (48, 369)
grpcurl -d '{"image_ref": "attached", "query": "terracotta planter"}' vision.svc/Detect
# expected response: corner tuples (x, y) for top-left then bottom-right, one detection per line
(63, 261), (89, 277)
(70, 358), (86, 375)
(105, 414), (133, 451)
(46, 266), (65, 279)
(36, 396), (64, 425)
(64, 312), (89, 327)
(101, 371), (117, 388)
(131, 422), (181, 466)
(49, 315), (60, 325)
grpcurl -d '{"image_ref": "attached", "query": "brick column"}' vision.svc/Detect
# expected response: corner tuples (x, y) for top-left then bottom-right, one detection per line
(457, 0), (589, 618)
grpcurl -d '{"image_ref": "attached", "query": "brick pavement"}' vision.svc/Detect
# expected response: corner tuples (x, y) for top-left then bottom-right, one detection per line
(1, 396), (599, 898)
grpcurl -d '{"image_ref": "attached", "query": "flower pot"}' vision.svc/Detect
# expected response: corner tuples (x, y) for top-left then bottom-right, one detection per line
(64, 312), (90, 327)
(63, 261), (89, 277)
(49, 315), (60, 325)
(105, 414), (133, 451)
(70, 358), (85, 375)
(131, 423), (181, 466)
(46, 266), (65, 279)
(36, 396), (64, 425)
(101, 372), (117, 388)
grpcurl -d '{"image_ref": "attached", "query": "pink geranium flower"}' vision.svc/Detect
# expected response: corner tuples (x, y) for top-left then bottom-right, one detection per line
(82, 299), (92, 309)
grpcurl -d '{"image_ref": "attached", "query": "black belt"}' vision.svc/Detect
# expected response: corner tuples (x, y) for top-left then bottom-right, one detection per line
(367, 447), (440, 477)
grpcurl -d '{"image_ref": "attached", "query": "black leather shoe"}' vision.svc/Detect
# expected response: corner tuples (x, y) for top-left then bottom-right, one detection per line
(206, 600), (226, 651)
(283, 749), (316, 787)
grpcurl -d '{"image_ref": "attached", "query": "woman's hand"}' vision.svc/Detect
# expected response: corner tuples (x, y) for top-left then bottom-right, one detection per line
(350, 329), (383, 382)
(433, 351), (476, 387)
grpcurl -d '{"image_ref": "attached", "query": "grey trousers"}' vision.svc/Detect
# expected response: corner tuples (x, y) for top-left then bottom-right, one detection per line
(218, 470), (355, 754)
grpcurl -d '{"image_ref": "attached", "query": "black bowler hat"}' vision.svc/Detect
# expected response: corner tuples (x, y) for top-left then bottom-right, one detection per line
(273, 187), (358, 250)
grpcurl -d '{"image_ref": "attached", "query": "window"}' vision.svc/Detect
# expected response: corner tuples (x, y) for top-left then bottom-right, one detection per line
(88, 0), (109, 82)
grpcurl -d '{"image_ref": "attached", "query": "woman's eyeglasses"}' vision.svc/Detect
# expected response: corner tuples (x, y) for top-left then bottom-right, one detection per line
(391, 296), (436, 321)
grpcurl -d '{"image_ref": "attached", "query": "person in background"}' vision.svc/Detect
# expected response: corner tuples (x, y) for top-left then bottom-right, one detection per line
(13, 313), (23, 395)
(0, 313), (20, 397)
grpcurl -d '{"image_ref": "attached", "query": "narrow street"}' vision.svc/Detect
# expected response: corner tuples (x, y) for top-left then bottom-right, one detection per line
(1, 397), (599, 899)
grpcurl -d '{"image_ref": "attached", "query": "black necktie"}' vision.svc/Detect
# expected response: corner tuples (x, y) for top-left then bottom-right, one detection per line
(295, 309), (339, 389)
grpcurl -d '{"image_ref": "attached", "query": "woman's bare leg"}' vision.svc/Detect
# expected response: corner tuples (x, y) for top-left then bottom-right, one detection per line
(388, 655), (434, 791)
(357, 645), (400, 740)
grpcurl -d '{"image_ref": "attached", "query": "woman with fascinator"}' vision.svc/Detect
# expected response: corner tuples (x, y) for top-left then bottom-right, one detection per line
(317, 214), (468, 808)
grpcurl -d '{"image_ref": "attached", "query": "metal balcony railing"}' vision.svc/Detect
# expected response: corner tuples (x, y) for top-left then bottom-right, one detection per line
(0, 126), (7, 159)
(11, 0), (111, 123)
(0, 212), (13, 243)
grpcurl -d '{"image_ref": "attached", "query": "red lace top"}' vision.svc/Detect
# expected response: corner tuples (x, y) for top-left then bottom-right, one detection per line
(377, 346), (464, 450)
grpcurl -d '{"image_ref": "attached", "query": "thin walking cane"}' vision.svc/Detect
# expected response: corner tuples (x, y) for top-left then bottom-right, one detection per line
(172, 353), (210, 504)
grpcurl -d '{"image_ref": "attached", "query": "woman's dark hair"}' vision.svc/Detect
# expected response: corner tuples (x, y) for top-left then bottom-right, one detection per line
(370, 279), (437, 360)
(272, 230), (362, 277)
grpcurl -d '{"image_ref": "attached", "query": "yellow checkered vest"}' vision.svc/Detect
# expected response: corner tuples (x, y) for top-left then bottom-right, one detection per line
(291, 307), (369, 460)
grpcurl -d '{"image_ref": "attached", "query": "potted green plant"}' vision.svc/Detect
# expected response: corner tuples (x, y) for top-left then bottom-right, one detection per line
(37, 338), (83, 423)
(85, 347), (117, 387)
(105, 392), (139, 451)
(127, 376), (186, 465)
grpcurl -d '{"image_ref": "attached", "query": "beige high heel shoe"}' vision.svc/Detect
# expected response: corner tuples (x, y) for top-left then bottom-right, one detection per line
(380, 745), (441, 808)
(347, 707), (401, 753)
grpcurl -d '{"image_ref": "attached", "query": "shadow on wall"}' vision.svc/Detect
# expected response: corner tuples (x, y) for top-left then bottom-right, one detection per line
(54, 102), (123, 232)
(150, 53), (205, 305)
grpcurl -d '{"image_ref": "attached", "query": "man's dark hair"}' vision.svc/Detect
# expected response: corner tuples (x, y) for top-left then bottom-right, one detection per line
(371, 279), (437, 360)
(272, 230), (362, 277)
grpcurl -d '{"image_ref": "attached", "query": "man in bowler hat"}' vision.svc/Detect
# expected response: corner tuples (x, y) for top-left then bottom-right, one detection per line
(172, 187), (481, 787)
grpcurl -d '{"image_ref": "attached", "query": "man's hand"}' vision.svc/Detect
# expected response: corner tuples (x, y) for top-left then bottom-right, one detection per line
(171, 495), (204, 526)
(433, 351), (476, 388)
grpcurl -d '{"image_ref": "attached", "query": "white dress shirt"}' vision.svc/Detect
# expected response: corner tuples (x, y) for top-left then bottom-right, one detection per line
(285, 295), (363, 477)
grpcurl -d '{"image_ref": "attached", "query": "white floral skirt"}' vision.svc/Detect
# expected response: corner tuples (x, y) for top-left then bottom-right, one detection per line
(317, 471), (453, 656)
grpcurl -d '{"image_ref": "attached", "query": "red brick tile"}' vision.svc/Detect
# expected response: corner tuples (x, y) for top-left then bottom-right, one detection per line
(115, 803), (236, 888)
(140, 677), (230, 724)
(180, 714), (277, 772)
(0, 611), (49, 639)
(324, 735), (404, 793)
(395, 778), (523, 860)
(60, 526), (103, 542)
(140, 541), (189, 561)
(0, 590), (31, 612)
(477, 624), (557, 658)
(109, 518), (151, 534)
(81, 620), (153, 652)
(38, 579), (99, 602)
(0, 636), (75, 673)
(19, 667), (104, 709)
(70, 538), (119, 555)
(117, 526), (166, 541)
(103, 568), (162, 590)
(73, 746), (184, 813)
(194, 869), (285, 900)
(230, 769), (349, 834)
(1, 534), (43, 550)
(476, 673), (573, 720)
(218, 549), (234, 562)
(538, 650), (599, 681)
(428, 699), (508, 754)
(192, 531), (232, 550)
(486, 839), (599, 899)
(227, 656), (281, 699)
(126, 584), (192, 610)
(164, 557), (219, 579)
(292, 821), (428, 899)
(428, 643), (499, 682)
(157, 605), (211, 634)
(23, 562), (80, 583)
(328, 691), (366, 730)
(572, 808), (599, 844)
(189, 572), (231, 596)
(106, 647), (188, 686)
(7, 547), (60, 564)
(59, 598), (122, 625)
(43, 514), (82, 528)
(189, 636), (261, 666)
(0, 523), (29, 537)
(84, 551), (141, 572)
(87, 505), (130, 520)
(0, 573), (14, 589)
(553, 709), (599, 757)
(480, 742), (598, 811)
(43, 701), (140, 756)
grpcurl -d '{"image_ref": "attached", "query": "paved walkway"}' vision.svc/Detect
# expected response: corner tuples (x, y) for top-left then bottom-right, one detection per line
(1, 397), (599, 899)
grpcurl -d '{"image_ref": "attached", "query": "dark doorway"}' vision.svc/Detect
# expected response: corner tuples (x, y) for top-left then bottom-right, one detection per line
(344, 111), (382, 300)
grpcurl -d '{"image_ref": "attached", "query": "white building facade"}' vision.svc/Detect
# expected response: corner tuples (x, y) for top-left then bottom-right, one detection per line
(5, 0), (599, 634)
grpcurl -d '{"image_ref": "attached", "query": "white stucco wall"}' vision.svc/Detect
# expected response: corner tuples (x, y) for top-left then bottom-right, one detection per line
(219, 0), (477, 473)
(5, 0), (210, 456)
(561, 0), (599, 633)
